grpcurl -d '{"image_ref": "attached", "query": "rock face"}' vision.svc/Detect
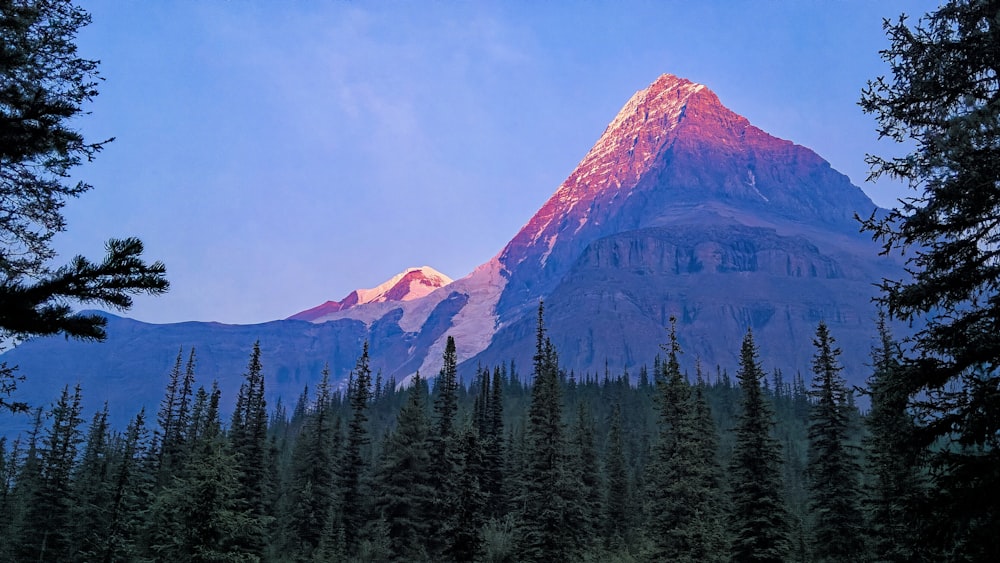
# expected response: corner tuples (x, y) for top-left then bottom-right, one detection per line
(2, 73), (903, 432)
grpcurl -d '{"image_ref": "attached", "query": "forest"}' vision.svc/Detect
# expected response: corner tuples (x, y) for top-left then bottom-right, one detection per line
(0, 306), (923, 562)
(1, 0), (998, 560)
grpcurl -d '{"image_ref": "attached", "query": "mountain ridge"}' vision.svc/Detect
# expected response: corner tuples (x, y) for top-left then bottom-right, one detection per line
(1, 72), (904, 433)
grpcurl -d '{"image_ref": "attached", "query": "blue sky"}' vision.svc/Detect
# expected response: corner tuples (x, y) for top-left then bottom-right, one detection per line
(63, 0), (936, 325)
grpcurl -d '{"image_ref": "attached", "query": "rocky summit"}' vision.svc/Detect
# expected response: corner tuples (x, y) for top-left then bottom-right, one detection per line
(2, 74), (902, 430)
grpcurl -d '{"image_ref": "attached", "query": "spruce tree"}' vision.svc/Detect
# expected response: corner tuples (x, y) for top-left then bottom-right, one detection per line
(604, 402), (629, 548)
(17, 384), (84, 561)
(340, 341), (373, 552)
(373, 372), (434, 560)
(70, 404), (113, 559)
(228, 340), (271, 557)
(859, 1), (1000, 556)
(428, 335), (467, 558)
(519, 302), (574, 562)
(806, 322), (864, 561)
(285, 364), (338, 559)
(647, 320), (727, 562)
(863, 313), (925, 562)
(100, 409), (152, 562)
(144, 383), (254, 561)
(448, 424), (488, 562)
(728, 329), (791, 562)
(0, 0), (168, 360)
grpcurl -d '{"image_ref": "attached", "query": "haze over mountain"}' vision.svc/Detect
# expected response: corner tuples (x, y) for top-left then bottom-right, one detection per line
(2, 74), (901, 430)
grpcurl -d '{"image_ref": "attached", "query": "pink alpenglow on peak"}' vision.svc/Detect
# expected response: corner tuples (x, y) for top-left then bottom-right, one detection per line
(288, 266), (453, 321)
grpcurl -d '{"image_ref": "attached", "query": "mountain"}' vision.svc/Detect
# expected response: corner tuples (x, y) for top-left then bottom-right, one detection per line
(287, 266), (452, 321)
(1, 73), (902, 432)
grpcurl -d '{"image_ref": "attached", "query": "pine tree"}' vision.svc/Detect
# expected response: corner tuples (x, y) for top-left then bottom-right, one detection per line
(604, 402), (629, 548)
(859, 1), (1000, 556)
(3, 409), (43, 559)
(428, 335), (466, 558)
(864, 313), (925, 562)
(16, 384), (84, 561)
(285, 364), (338, 559)
(567, 401), (601, 551)
(228, 340), (271, 557)
(144, 383), (255, 561)
(449, 424), (489, 562)
(646, 320), (727, 562)
(151, 348), (197, 487)
(373, 372), (434, 560)
(70, 404), (113, 559)
(728, 329), (791, 562)
(0, 0), (168, 364)
(100, 409), (152, 562)
(154, 350), (184, 467)
(519, 302), (574, 562)
(435, 336), (460, 441)
(340, 341), (373, 552)
(485, 364), (506, 516)
(806, 322), (864, 561)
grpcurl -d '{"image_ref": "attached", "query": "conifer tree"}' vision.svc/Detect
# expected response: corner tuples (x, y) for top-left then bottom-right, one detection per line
(144, 383), (254, 561)
(859, 1), (1000, 556)
(485, 364), (506, 516)
(228, 341), (271, 557)
(17, 384), (84, 561)
(285, 364), (338, 559)
(864, 313), (925, 562)
(70, 404), (112, 558)
(519, 302), (574, 562)
(4, 408), (44, 558)
(154, 350), (184, 464)
(604, 402), (629, 548)
(449, 424), (489, 562)
(647, 320), (727, 562)
(806, 322), (864, 561)
(99, 409), (151, 562)
(428, 335), (465, 558)
(569, 401), (602, 546)
(373, 372), (434, 560)
(728, 330), (791, 562)
(340, 341), (373, 552)
(435, 336), (460, 441)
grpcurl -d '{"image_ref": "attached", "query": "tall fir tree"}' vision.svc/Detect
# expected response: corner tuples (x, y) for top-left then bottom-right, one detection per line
(144, 383), (255, 561)
(604, 402), (629, 549)
(99, 409), (152, 562)
(646, 319), (727, 562)
(728, 329), (792, 563)
(16, 384), (85, 561)
(285, 364), (338, 560)
(518, 302), (575, 562)
(340, 341), (373, 552)
(569, 401), (602, 548)
(806, 322), (864, 561)
(373, 372), (434, 560)
(859, 1), (1000, 557)
(228, 340), (272, 557)
(448, 424), (489, 562)
(69, 404), (113, 558)
(864, 312), (926, 562)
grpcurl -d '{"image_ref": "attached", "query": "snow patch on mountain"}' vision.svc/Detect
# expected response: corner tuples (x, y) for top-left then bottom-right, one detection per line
(416, 257), (507, 376)
(289, 266), (452, 322)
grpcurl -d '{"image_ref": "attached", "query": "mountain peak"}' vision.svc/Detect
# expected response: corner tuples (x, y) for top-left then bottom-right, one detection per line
(289, 266), (452, 321)
(497, 74), (720, 271)
(492, 72), (878, 321)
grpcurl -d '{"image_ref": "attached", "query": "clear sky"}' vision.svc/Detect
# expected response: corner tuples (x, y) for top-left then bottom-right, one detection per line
(62, 0), (937, 325)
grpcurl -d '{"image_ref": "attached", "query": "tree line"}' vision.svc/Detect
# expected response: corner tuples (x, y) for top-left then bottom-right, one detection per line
(0, 304), (933, 562)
